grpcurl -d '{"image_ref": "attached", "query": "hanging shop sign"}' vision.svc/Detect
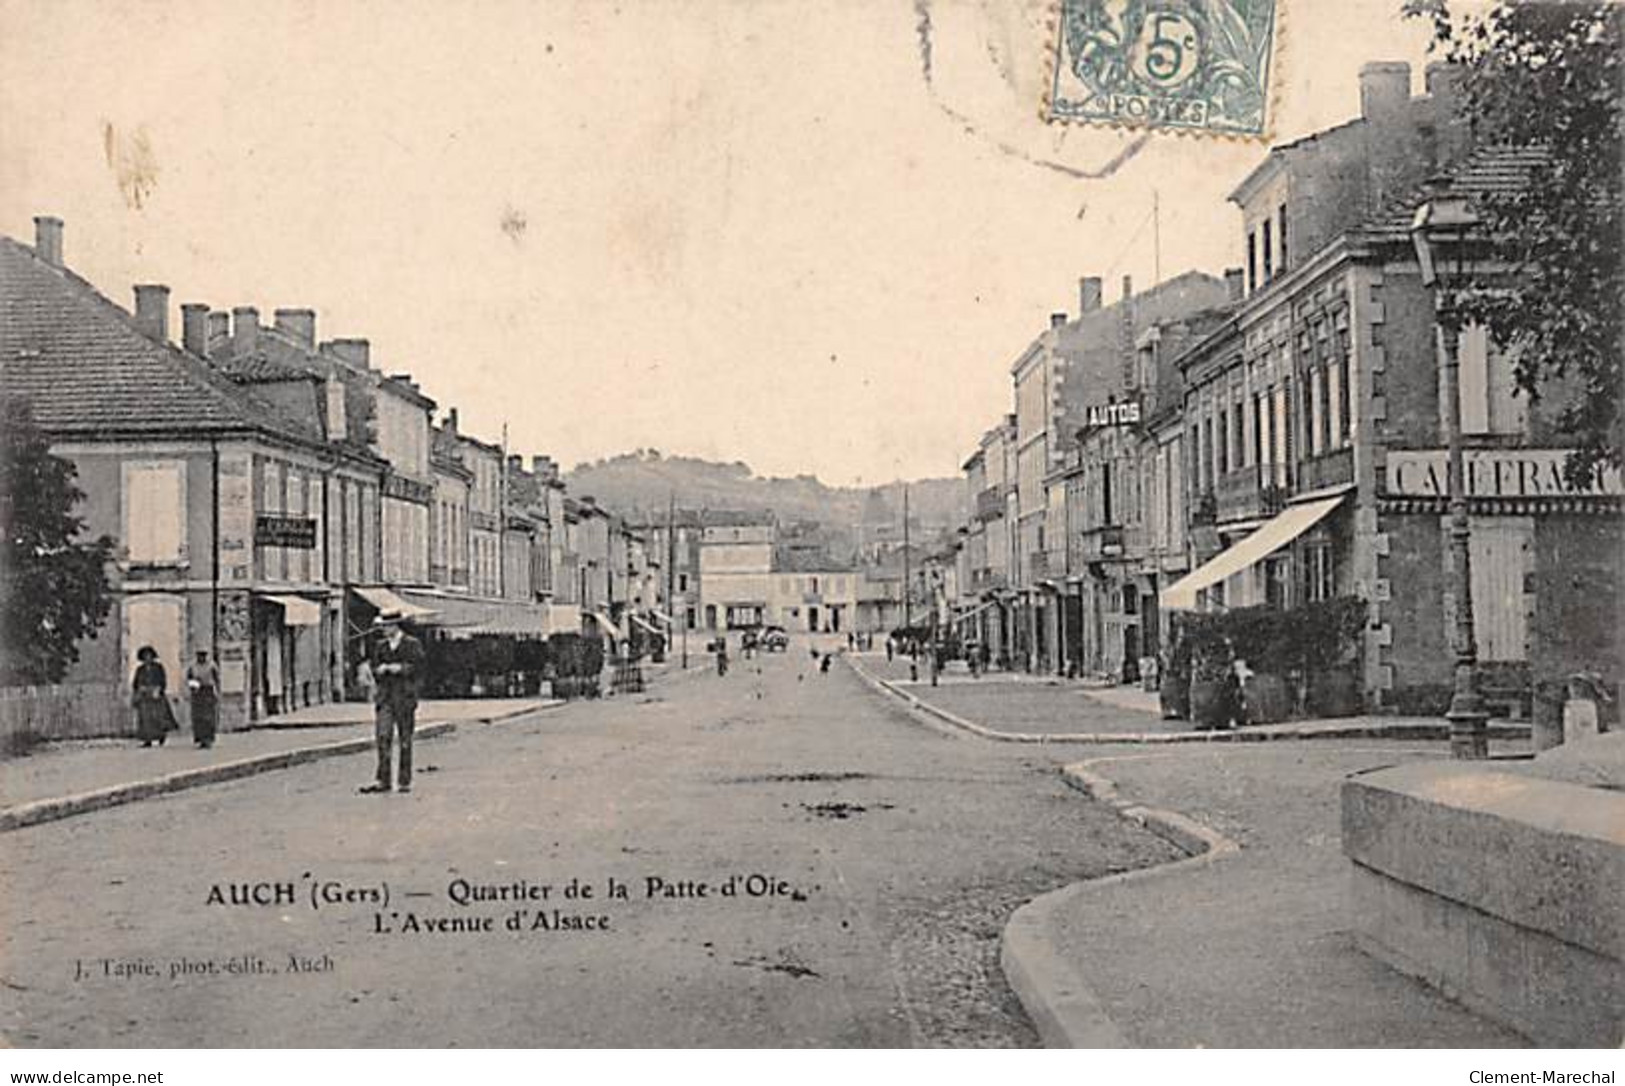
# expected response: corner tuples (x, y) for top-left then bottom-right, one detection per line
(1085, 400), (1142, 429)
(255, 514), (318, 549)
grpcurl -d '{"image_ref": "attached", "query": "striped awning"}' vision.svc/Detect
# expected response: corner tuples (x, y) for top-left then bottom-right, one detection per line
(1161, 495), (1346, 611)
(264, 594), (321, 626)
(353, 586), (437, 621)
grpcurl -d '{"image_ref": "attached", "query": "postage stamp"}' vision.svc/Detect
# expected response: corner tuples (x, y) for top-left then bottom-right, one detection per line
(1047, 0), (1280, 137)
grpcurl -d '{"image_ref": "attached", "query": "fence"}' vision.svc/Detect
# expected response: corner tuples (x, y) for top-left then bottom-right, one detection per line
(0, 683), (133, 754)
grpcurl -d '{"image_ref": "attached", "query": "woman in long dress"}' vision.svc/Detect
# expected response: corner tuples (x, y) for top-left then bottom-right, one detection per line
(186, 649), (220, 748)
(132, 646), (174, 747)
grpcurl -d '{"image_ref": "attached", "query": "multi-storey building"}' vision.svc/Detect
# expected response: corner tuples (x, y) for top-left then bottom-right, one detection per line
(1007, 271), (1232, 672)
(1159, 61), (1623, 712)
(0, 220), (387, 727)
(697, 511), (776, 630)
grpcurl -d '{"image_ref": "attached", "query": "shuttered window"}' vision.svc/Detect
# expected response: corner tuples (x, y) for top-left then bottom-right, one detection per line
(124, 461), (185, 564)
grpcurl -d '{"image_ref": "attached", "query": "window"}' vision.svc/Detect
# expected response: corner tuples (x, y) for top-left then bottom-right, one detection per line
(124, 593), (185, 687)
(1247, 232), (1257, 294)
(1233, 403), (1246, 471)
(1460, 323), (1527, 436)
(1201, 417), (1214, 489)
(1309, 366), (1325, 456)
(1271, 387), (1288, 486)
(1336, 352), (1351, 446)
(678, 573), (689, 593)
(1217, 409), (1230, 475)
(1101, 463), (1114, 525)
(1253, 395), (1266, 469)
(124, 461), (186, 565)
(1278, 204), (1288, 271)
(1262, 219), (1274, 281)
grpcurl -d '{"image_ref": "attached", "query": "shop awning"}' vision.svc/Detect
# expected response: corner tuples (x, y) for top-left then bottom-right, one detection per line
(956, 599), (998, 622)
(1160, 494), (1347, 611)
(650, 609), (676, 626)
(453, 607), (553, 638)
(588, 610), (626, 640)
(353, 586), (438, 621)
(630, 614), (661, 635)
(265, 594), (322, 626)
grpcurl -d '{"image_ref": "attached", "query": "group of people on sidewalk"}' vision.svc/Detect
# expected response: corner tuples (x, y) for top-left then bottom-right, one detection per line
(130, 646), (220, 749)
(128, 610), (425, 798)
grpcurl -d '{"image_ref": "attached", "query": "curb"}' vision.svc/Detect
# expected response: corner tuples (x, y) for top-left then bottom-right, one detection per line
(0, 691), (576, 835)
(0, 721), (455, 834)
(846, 657), (1530, 745)
(1001, 758), (1242, 1048)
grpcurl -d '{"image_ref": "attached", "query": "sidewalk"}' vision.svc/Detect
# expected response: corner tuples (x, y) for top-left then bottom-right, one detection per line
(0, 695), (560, 832)
(1003, 742), (1530, 1047)
(851, 652), (1532, 745)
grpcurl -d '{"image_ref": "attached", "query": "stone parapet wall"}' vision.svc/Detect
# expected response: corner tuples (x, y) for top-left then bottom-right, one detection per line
(1342, 762), (1625, 1047)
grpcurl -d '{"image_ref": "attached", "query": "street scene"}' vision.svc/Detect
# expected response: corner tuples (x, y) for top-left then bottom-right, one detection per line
(1, 0), (1622, 1056)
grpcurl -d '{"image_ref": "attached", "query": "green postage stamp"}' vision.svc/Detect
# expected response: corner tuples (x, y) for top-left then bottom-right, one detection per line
(1047, 0), (1279, 137)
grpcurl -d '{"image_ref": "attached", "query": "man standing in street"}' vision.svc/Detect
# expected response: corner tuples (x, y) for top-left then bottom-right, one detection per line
(360, 612), (426, 795)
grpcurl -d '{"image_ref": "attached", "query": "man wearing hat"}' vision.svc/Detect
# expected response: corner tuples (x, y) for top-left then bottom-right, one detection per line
(360, 611), (426, 794)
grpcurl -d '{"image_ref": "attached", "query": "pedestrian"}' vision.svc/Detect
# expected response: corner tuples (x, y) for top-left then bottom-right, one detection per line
(819, 653), (831, 674)
(186, 649), (221, 748)
(131, 646), (176, 747)
(360, 612), (425, 795)
(716, 641), (729, 677)
(885, 638), (894, 662)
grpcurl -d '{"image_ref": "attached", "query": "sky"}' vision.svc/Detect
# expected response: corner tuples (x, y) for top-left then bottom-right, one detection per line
(0, 0), (1454, 486)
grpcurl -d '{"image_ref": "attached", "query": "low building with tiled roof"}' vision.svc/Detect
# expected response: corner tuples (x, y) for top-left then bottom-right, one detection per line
(1, 217), (390, 730)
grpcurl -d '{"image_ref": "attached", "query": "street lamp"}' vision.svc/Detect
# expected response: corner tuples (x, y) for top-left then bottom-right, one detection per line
(1412, 175), (1488, 760)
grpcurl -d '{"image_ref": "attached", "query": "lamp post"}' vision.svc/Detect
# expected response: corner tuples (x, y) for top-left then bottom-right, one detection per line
(1412, 176), (1488, 760)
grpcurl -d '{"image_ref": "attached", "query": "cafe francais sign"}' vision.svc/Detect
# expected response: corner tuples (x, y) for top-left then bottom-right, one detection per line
(1385, 449), (1625, 499)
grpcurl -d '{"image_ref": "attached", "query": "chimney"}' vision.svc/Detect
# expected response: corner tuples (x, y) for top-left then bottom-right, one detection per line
(446, 407), (460, 432)
(508, 454), (523, 474)
(33, 216), (63, 268)
(1224, 267), (1245, 301)
(181, 303), (209, 356)
(325, 377), (348, 442)
(1079, 276), (1103, 314)
(1121, 274), (1133, 301)
(1359, 61), (1410, 123)
(133, 284), (170, 342)
(274, 308), (316, 348)
(207, 311), (231, 356)
(232, 306), (259, 356)
(324, 337), (371, 371)
(1425, 60), (1469, 163)
(1049, 312), (1067, 329)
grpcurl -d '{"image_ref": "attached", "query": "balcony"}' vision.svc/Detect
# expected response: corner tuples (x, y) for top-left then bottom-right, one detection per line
(1300, 445), (1355, 492)
(1190, 490), (1218, 527)
(1214, 467), (1287, 524)
(1077, 523), (1125, 563)
(1027, 550), (1052, 582)
(975, 486), (1005, 522)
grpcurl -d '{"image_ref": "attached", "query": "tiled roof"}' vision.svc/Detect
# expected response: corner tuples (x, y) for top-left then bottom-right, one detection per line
(1360, 144), (1548, 239)
(217, 354), (320, 384)
(773, 546), (853, 573)
(0, 236), (321, 445)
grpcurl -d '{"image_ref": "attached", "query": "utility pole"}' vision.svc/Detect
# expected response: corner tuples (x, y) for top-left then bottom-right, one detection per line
(498, 420), (508, 599)
(668, 491), (686, 669)
(1153, 188), (1162, 285)
(902, 484), (911, 631)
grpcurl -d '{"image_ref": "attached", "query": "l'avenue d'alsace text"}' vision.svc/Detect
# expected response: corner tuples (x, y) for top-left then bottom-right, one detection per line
(204, 873), (809, 937)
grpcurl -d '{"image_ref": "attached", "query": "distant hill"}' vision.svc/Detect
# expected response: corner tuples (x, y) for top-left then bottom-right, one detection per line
(564, 451), (965, 536)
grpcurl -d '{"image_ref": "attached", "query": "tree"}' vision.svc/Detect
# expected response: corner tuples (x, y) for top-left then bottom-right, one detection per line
(1407, 0), (1623, 485)
(0, 397), (116, 685)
